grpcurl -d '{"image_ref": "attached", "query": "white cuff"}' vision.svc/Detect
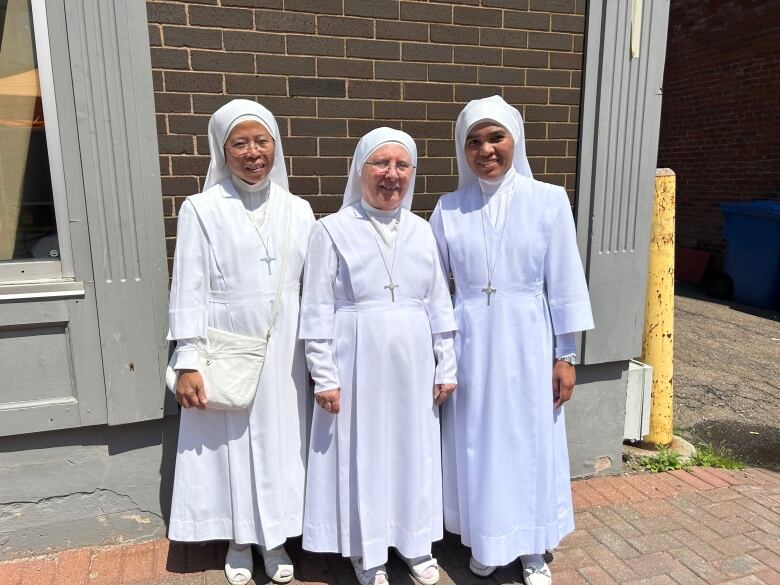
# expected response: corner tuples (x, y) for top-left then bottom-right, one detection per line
(433, 331), (457, 385)
(554, 332), (576, 359)
(305, 338), (340, 392)
(173, 338), (200, 371)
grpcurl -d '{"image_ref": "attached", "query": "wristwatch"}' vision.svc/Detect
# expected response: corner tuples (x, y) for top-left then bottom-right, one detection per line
(556, 354), (577, 365)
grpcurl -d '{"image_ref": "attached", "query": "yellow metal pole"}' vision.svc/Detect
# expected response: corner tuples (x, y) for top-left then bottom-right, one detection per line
(642, 169), (676, 446)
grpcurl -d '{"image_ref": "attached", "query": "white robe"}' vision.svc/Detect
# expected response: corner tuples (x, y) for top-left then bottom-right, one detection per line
(299, 203), (457, 569)
(167, 178), (315, 546)
(480, 169), (577, 360)
(430, 174), (594, 566)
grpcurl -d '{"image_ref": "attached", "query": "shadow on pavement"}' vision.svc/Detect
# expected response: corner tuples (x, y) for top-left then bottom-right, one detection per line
(163, 532), (551, 584)
(675, 282), (779, 321)
(679, 419), (780, 471)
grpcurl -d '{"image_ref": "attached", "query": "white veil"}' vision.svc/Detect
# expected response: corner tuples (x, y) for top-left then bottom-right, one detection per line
(203, 99), (288, 191)
(454, 95), (533, 191)
(342, 127), (418, 210)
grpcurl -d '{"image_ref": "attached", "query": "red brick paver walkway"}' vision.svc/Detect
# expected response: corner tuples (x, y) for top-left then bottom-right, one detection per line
(2, 467), (779, 585)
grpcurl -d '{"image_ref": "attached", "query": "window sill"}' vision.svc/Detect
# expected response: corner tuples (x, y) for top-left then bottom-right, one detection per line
(0, 280), (85, 301)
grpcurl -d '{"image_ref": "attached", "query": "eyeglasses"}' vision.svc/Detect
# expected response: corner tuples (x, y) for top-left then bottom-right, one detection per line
(226, 137), (275, 155)
(364, 160), (415, 174)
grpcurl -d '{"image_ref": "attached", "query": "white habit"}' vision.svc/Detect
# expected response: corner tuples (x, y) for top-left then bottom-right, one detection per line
(430, 96), (594, 567)
(167, 99), (315, 547)
(299, 128), (457, 570)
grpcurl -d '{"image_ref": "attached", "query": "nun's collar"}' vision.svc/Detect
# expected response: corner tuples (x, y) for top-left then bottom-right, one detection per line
(230, 174), (270, 194)
(360, 198), (401, 220)
(478, 166), (517, 196)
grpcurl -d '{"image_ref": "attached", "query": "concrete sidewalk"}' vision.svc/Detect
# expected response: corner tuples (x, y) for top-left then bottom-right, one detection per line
(1, 467), (778, 585)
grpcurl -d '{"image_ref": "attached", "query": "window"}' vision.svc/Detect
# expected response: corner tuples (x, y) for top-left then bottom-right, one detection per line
(0, 0), (67, 282)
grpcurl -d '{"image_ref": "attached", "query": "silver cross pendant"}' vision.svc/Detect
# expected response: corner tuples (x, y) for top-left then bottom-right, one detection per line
(481, 282), (497, 306)
(260, 255), (275, 275)
(384, 281), (399, 302)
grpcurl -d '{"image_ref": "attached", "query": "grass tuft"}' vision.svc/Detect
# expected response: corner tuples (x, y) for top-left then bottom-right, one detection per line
(638, 445), (689, 472)
(689, 443), (746, 470)
(634, 442), (746, 473)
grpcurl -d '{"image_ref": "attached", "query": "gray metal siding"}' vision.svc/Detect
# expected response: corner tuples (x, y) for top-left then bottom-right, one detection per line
(62, 0), (169, 425)
(576, 0), (671, 365)
(46, 0), (109, 430)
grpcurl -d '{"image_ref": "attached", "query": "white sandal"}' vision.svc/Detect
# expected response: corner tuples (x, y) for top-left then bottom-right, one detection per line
(351, 556), (389, 585)
(402, 555), (439, 585)
(225, 542), (253, 585)
(258, 544), (294, 583)
(520, 554), (552, 585)
(469, 555), (497, 578)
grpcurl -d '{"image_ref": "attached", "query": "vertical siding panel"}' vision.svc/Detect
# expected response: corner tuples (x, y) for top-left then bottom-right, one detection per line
(619, 4), (640, 253)
(64, 0), (168, 424)
(576, 0), (671, 364)
(46, 0), (109, 429)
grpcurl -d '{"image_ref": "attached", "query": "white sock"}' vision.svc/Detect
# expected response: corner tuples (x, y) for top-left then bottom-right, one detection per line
(520, 553), (545, 566)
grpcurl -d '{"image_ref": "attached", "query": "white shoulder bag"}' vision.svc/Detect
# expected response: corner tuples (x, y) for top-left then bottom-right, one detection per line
(166, 195), (292, 410)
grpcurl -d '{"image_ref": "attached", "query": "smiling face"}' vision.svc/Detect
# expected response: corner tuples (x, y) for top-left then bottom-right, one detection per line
(464, 122), (515, 181)
(223, 120), (275, 184)
(359, 143), (414, 211)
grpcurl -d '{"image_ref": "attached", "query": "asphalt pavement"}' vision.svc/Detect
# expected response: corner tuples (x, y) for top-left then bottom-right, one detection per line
(673, 284), (780, 470)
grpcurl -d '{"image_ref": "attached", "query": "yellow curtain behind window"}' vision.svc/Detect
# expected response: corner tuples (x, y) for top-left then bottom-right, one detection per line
(0, 0), (39, 260)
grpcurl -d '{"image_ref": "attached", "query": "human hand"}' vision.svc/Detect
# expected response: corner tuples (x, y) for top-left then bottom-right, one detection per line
(315, 388), (341, 414)
(552, 360), (575, 408)
(176, 370), (208, 409)
(433, 383), (457, 406)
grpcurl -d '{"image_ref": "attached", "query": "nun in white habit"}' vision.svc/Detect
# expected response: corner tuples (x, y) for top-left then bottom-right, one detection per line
(300, 128), (457, 585)
(167, 99), (315, 585)
(430, 96), (594, 585)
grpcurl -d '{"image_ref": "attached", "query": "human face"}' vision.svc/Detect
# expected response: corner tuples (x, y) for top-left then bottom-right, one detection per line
(224, 120), (275, 184)
(464, 122), (515, 181)
(359, 143), (414, 211)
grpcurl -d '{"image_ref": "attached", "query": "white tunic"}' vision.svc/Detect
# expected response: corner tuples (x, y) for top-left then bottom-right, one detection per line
(167, 177), (315, 546)
(480, 169), (577, 359)
(430, 174), (594, 566)
(299, 203), (457, 569)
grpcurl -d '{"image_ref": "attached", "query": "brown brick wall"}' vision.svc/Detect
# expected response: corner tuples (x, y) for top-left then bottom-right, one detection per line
(657, 0), (780, 263)
(147, 0), (586, 267)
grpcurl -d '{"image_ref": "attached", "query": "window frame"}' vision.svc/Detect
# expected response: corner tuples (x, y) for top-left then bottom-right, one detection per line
(0, 0), (73, 284)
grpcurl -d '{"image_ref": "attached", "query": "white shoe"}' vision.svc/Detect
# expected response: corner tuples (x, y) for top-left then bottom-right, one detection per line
(469, 556), (497, 578)
(258, 543), (294, 583)
(520, 554), (552, 585)
(351, 556), (389, 585)
(225, 542), (253, 585)
(401, 554), (439, 585)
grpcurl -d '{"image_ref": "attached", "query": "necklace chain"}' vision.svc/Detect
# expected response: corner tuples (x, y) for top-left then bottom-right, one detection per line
(369, 215), (400, 302)
(480, 185), (513, 305)
(245, 198), (274, 275)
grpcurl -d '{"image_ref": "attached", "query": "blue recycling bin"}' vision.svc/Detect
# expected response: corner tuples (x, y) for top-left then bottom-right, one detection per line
(720, 200), (780, 309)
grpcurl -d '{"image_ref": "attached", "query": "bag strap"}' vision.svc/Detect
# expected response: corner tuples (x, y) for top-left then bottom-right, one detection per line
(265, 193), (292, 341)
